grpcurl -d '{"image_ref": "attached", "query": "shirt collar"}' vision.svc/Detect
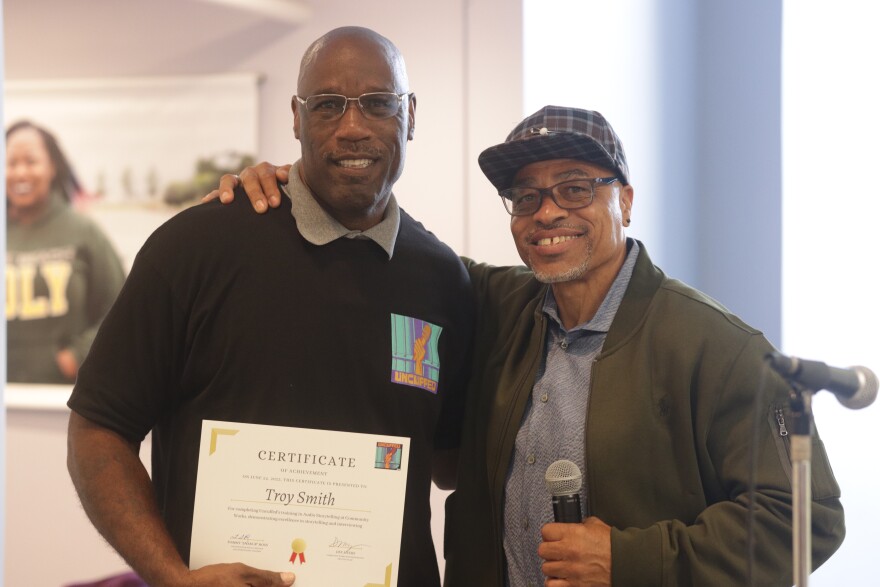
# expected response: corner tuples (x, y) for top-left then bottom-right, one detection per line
(542, 239), (641, 333)
(282, 160), (401, 259)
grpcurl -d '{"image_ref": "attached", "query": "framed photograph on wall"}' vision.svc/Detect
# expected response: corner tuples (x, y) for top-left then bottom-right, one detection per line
(5, 73), (262, 407)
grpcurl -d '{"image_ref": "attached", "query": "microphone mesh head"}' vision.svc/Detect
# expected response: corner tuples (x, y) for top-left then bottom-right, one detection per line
(840, 366), (879, 410)
(545, 459), (582, 496)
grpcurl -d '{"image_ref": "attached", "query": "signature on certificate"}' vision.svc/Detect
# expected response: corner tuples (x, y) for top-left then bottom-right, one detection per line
(329, 536), (368, 556)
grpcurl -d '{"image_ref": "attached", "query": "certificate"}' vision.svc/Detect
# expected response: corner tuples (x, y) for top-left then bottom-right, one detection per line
(190, 420), (410, 587)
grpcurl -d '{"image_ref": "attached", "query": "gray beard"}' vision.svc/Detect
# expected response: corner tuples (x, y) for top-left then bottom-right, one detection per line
(533, 259), (589, 283)
(531, 241), (593, 284)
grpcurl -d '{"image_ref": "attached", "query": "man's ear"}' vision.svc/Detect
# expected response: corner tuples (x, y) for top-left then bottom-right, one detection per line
(620, 184), (634, 223)
(407, 93), (417, 141)
(292, 95), (301, 140)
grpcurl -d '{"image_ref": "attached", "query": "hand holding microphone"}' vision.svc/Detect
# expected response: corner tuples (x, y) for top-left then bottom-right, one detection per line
(541, 460), (612, 585)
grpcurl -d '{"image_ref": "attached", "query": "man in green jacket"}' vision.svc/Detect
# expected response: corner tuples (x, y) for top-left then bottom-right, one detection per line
(445, 106), (847, 586)
(214, 106), (845, 586)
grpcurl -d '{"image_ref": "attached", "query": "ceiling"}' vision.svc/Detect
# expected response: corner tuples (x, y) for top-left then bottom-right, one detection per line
(4, 0), (311, 79)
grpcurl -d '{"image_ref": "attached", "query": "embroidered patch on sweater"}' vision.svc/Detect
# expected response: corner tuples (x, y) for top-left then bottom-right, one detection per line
(389, 313), (442, 393)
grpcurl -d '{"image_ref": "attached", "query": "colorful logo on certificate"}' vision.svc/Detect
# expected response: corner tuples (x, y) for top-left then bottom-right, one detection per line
(375, 442), (403, 470)
(390, 313), (441, 393)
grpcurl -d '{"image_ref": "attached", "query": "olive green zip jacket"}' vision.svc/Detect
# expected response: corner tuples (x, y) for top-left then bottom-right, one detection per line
(444, 241), (844, 587)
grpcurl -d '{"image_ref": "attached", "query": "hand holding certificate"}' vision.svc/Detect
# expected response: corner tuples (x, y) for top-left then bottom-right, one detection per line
(191, 421), (410, 587)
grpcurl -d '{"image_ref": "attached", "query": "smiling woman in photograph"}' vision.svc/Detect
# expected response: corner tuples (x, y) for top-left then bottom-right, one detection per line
(6, 120), (125, 384)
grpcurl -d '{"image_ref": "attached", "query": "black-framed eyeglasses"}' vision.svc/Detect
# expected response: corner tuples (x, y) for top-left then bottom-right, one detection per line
(499, 177), (619, 216)
(294, 92), (413, 121)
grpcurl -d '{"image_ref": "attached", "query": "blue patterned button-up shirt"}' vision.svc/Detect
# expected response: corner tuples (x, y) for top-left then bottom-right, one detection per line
(502, 241), (639, 587)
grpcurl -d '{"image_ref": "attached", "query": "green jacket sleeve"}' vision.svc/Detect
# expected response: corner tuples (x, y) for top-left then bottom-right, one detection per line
(608, 334), (845, 586)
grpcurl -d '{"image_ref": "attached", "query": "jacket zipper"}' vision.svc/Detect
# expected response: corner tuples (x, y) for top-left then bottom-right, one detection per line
(771, 404), (794, 483)
(775, 406), (789, 437)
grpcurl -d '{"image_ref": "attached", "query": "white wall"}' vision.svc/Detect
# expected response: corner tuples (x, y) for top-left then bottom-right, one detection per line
(3, 1), (524, 585)
(5, 398), (152, 587)
(782, 2), (880, 584)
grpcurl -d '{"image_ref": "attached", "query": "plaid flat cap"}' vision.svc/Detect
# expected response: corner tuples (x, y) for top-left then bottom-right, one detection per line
(478, 106), (630, 191)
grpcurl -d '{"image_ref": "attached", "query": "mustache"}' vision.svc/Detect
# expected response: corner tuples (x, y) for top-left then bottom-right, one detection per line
(324, 146), (383, 160)
(525, 222), (587, 240)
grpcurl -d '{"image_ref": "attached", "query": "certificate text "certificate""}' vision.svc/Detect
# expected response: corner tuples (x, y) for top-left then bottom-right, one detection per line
(257, 450), (356, 468)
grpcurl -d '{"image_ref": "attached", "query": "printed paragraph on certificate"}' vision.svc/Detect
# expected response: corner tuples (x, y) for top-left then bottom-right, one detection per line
(191, 420), (409, 587)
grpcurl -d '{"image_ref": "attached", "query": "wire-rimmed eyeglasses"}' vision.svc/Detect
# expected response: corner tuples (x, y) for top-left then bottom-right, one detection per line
(500, 177), (619, 216)
(294, 92), (413, 121)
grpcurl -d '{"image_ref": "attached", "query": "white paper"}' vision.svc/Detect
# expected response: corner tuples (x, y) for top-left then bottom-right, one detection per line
(191, 420), (410, 587)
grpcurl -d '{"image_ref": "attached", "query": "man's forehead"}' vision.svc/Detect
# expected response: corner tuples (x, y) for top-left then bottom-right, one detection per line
(298, 34), (406, 92)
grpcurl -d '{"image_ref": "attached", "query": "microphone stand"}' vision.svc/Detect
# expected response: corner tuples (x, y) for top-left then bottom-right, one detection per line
(788, 384), (813, 587)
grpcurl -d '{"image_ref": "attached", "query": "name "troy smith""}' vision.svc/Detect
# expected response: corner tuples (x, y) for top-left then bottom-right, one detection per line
(265, 488), (336, 506)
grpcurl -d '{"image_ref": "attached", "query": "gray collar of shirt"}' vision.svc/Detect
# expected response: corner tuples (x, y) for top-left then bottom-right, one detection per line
(542, 239), (641, 333)
(281, 160), (401, 259)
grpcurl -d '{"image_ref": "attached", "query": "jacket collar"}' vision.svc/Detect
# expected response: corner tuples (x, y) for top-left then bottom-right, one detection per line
(601, 239), (664, 353)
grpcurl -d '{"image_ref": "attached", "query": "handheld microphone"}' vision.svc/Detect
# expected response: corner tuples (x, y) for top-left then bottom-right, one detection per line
(544, 459), (583, 523)
(767, 352), (878, 410)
